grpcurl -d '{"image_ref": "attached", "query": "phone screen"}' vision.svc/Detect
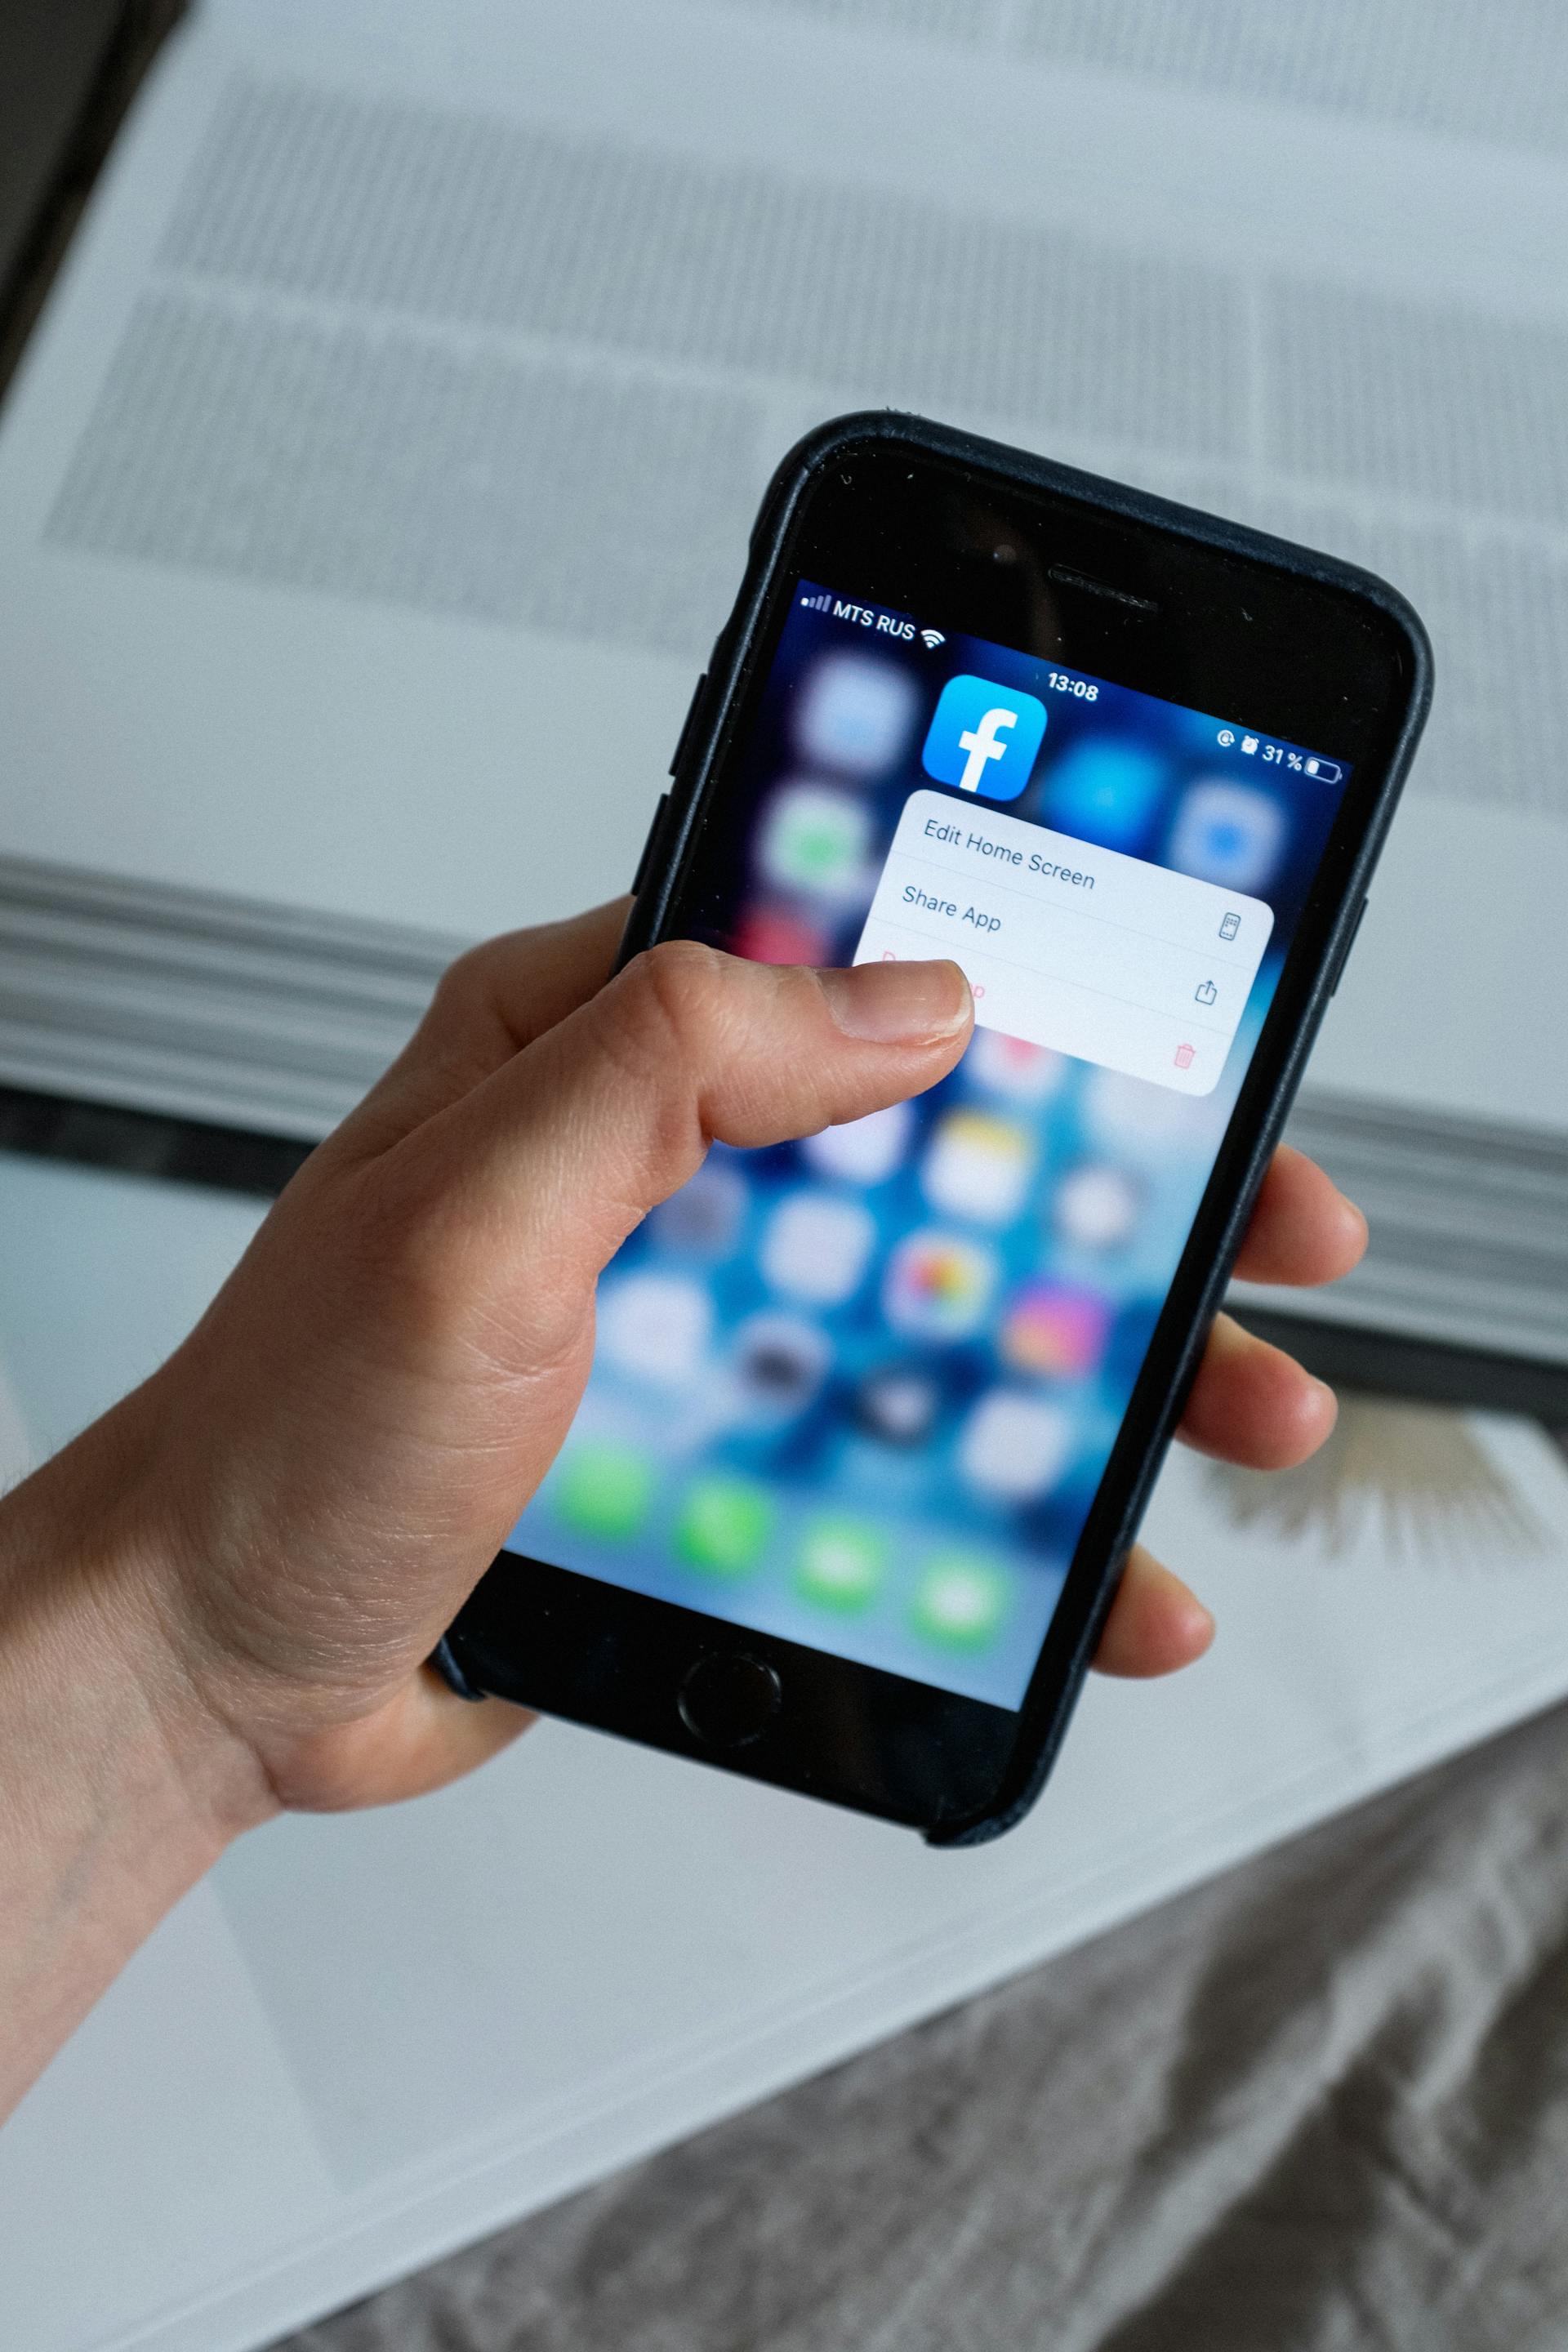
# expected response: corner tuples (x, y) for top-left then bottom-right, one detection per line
(502, 581), (1351, 1710)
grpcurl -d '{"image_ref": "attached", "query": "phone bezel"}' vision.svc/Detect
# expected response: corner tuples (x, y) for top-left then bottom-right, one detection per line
(446, 412), (1431, 1842)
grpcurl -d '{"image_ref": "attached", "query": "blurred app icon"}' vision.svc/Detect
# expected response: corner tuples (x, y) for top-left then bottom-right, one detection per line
(794, 653), (916, 774)
(853, 1363), (942, 1447)
(794, 1518), (887, 1612)
(884, 1229), (999, 1339)
(1043, 742), (1165, 853)
(1085, 1067), (1210, 1156)
(1000, 1278), (1111, 1379)
(1053, 1161), (1143, 1252)
(675, 1477), (773, 1577)
(733, 1312), (831, 1419)
(923, 1110), (1034, 1225)
(959, 1391), (1073, 1503)
(910, 1553), (1011, 1650)
(758, 782), (872, 901)
(650, 1158), (747, 1256)
(1167, 779), (1286, 894)
(733, 905), (830, 966)
(554, 1441), (655, 1543)
(968, 1028), (1068, 1105)
(762, 1191), (876, 1303)
(802, 1100), (912, 1185)
(599, 1272), (711, 1385)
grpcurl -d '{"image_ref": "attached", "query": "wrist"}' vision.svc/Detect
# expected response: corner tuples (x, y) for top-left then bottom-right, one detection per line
(0, 1387), (281, 1851)
(0, 1388), (283, 2115)
(0, 1390), (283, 2068)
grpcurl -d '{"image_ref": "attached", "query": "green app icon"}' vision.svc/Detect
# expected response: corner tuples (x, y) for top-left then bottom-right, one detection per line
(794, 1519), (886, 1613)
(910, 1554), (1010, 1650)
(553, 1442), (654, 1543)
(762, 785), (868, 894)
(675, 1477), (773, 1578)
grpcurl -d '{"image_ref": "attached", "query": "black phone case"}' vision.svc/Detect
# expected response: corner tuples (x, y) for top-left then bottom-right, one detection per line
(440, 408), (1432, 1846)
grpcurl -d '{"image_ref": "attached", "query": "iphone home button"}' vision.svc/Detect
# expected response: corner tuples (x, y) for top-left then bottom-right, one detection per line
(678, 1651), (782, 1748)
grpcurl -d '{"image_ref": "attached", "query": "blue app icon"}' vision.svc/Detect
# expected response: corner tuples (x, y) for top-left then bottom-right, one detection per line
(1043, 742), (1165, 853)
(921, 674), (1047, 803)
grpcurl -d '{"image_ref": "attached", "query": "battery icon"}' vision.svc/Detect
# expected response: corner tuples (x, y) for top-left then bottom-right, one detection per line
(1303, 757), (1343, 784)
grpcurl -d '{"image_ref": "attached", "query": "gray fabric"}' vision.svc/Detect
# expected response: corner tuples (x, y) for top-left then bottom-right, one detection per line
(277, 1699), (1568, 2351)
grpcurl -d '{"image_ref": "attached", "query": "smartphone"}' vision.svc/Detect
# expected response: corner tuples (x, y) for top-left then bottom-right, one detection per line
(438, 412), (1431, 1843)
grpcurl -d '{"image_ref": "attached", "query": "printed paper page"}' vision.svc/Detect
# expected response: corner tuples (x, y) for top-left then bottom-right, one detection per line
(1, 0), (1565, 1119)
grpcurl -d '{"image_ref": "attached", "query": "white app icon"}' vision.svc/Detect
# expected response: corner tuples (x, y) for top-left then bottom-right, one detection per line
(960, 1391), (1074, 1503)
(794, 653), (916, 774)
(1084, 1067), (1210, 1157)
(762, 1192), (876, 1304)
(1167, 779), (1286, 895)
(1054, 1162), (1143, 1251)
(598, 1272), (711, 1386)
(922, 1111), (1033, 1226)
(803, 1101), (912, 1185)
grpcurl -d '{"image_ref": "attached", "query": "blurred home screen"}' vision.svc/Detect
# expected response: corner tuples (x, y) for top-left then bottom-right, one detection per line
(503, 583), (1350, 1709)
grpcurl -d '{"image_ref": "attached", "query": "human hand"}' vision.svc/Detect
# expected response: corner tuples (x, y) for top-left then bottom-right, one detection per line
(0, 902), (1364, 2109)
(42, 897), (1354, 1819)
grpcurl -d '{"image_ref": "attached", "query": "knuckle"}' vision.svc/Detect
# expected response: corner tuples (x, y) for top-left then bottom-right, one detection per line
(428, 936), (510, 1027)
(590, 942), (742, 1169)
(618, 939), (733, 1062)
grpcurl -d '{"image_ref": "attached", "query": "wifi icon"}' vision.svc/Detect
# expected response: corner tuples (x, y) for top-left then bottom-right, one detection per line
(920, 629), (946, 651)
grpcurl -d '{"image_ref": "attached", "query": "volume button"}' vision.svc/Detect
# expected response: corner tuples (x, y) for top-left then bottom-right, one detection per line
(669, 671), (709, 778)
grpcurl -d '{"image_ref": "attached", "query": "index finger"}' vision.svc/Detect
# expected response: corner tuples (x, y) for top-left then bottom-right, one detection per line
(1230, 1143), (1367, 1289)
(341, 899), (630, 1155)
(1094, 1545), (1215, 1677)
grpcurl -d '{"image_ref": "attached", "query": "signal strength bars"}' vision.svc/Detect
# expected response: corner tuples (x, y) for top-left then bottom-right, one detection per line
(799, 590), (833, 612)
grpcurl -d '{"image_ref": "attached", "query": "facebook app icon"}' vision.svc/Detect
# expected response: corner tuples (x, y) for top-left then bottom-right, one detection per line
(920, 674), (1047, 802)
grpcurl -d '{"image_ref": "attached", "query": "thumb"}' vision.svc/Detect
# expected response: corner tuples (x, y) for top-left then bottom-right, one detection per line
(396, 942), (972, 1312)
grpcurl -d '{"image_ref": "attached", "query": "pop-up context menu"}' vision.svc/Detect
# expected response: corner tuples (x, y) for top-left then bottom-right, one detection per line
(853, 789), (1275, 1096)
